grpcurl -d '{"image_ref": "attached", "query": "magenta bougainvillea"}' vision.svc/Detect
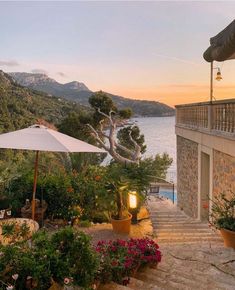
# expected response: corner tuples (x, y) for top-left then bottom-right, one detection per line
(95, 238), (161, 285)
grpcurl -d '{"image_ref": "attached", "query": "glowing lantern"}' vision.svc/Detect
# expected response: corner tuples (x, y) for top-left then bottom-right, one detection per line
(215, 69), (222, 81)
(129, 191), (137, 209)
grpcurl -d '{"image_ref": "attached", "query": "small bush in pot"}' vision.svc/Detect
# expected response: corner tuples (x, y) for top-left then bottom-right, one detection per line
(210, 191), (235, 248)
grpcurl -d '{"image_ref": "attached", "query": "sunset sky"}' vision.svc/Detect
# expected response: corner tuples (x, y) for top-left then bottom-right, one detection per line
(1, 1), (235, 107)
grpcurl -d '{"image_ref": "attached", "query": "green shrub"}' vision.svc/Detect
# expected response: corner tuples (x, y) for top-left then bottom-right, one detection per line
(210, 192), (235, 231)
(79, 220), (92, 227)
(0, 227), (99, 290)
(71, 165), (113, 221)
(5, 171), (79, 221)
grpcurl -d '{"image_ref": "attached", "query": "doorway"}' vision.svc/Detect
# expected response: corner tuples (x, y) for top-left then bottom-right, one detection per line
(200, 152), (210, 221)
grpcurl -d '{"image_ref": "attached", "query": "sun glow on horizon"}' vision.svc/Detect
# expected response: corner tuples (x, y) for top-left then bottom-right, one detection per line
(1, 1), (235, 108)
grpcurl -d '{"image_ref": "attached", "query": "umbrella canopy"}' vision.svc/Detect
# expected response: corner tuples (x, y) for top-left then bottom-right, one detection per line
(0, 124), (105, 153)
(0, 124), (106, 220)
(203, 20), (235, 62)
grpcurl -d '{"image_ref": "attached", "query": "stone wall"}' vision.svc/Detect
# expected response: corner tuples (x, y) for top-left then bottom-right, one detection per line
(213, 150), (235, 199)
(177, 136), (198, 218)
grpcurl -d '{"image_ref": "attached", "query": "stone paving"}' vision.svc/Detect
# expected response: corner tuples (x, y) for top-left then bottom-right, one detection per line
(148, 194), (223, 244)
(99, 195), (235, 290)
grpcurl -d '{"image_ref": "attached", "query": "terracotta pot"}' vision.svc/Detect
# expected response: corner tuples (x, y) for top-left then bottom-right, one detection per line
(110, 213), (132, 234)
(220, 228), (235, 249)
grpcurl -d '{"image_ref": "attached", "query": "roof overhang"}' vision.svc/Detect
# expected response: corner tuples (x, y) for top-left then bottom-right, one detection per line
(203, 20), (235, 62)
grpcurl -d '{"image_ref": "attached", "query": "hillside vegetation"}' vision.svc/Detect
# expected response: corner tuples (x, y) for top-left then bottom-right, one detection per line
(0, 70), (85, 133)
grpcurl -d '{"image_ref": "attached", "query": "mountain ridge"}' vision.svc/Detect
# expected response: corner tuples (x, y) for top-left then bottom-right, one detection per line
(10, 72), (175, 117)
(0, 70), (86, 132)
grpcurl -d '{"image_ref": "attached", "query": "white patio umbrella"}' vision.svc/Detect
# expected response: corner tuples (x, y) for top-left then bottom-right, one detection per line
(0, 124), (106, 220)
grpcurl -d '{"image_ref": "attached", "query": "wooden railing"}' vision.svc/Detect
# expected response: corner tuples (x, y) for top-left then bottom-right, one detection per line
(176, 99), (235, 136)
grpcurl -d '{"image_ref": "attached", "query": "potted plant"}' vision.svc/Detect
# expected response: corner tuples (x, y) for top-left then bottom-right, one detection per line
(210, 191), (235, 249)
(108, 182), (132, 234)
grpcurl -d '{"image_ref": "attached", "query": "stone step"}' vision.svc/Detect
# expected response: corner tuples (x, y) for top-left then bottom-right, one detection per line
(151, 217), (207, 223)
(149, 267), (212, 285)
(171, 267), (235, 289)
(157, 235), (222, 240)
(98, 282), (132, 290)
(151, 216), (191, 224)
(156, 232), (219, 237)
(150, 212), (187, 215)
(165, 273), (209, 289)
(151, 215), (189, 218)
(151, 216), (189, 220)
(137, 271), (202, 290)
(136, 272), (173, 289)
(128, 277), (162, 290)
(152, 223), (210, 228)
(156, 228), (217, 237)
(153, 228), (210, 232)
(152, 222), (210, 232)
(141, 267), (230, 290)
(156, 238), (223, 244)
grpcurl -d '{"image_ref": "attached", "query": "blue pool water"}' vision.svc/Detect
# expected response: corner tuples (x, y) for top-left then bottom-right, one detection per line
(158, 189), (177, 204)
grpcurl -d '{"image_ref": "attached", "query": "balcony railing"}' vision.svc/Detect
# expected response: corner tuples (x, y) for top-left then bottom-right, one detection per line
(176, 99), (235, 137)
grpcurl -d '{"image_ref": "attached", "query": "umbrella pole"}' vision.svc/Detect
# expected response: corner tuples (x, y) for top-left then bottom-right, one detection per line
(32, 151), (39, 220)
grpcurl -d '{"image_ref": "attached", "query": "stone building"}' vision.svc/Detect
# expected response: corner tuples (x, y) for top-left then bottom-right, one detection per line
(175, 99), (235, 221)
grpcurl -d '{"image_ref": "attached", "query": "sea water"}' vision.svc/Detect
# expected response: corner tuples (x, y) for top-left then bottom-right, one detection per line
(133, 116), (176, 183)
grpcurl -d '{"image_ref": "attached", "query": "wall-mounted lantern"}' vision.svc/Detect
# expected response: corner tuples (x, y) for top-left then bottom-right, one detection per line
(215, 68), (222, 81)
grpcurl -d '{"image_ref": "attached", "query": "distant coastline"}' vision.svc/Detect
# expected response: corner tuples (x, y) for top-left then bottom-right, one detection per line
(10, 72), (175, 118)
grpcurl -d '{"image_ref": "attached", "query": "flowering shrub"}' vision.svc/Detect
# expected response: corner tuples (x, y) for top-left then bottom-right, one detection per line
(0, 227), (99, 290)
(95, 238), (161, 285)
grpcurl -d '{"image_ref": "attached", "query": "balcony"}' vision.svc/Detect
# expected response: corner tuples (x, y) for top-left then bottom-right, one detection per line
(175, 99), (235, 140)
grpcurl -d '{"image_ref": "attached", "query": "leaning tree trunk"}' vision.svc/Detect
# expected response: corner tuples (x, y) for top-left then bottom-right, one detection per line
(87, 109), (141, 165)
(116, 191), (123, 219)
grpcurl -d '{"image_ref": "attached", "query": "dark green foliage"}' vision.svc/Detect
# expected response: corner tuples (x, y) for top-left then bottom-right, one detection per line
(0, 71), (85, 134)
(71, 165), (113, 221)
(117, 125), (146, 158)
(74, 153), (172, 220)
(210, 191), (235, 231)
(118, 108), (132, 119)
(78, 220), (92, 227)
(89, 91), (117, 125)
(109, 154), (172, 194)
(58, 111), (93, 142)
(0, 70), (88, 180)
(0, 227), (99, 289)
(1, 222), (15, 237)
(8, 170), (79, 220)
(217, 217), (235, 231)
(58, 111), (106, 170)
(89, 92), (134, 125)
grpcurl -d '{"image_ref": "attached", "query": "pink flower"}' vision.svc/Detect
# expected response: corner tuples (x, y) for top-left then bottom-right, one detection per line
(64, 278), (70, 285)
(12, 274), (19, 280)
(6, 286), (14, 290)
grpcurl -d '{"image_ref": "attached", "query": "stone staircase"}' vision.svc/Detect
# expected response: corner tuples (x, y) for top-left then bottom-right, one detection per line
(98, 196), (235, 290)
(99, 243), (235, 290)
(148, 195), (223, 244)
(99, 245), (235, 290)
